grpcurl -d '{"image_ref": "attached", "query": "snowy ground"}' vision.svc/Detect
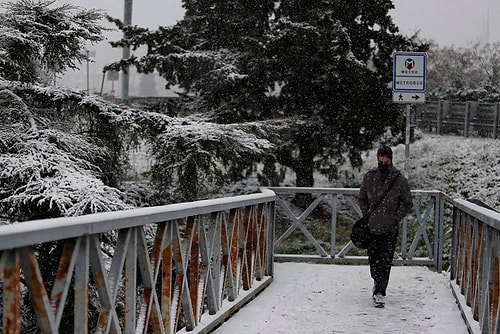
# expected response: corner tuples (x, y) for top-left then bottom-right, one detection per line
(213, 263), (469, 334)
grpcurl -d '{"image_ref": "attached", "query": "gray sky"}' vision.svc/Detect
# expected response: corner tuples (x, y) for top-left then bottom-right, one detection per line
(1, 0), (498, 47)
(392, 0), (500, 46)
(2, 0), (499, 93)
(46, 0), (499, 47)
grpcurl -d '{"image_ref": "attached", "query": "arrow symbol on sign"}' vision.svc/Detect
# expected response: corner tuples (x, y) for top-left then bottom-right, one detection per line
(412, 95), (420, 100)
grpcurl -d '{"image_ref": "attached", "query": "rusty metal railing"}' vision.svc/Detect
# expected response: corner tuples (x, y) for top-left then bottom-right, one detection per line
(0, 189), (275, 334)
(267, 187), (450, 271)
(450, 199), (500, 334)
(1, 186), (495, 333)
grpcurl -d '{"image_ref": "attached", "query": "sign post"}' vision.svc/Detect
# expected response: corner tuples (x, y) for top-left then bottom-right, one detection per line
(392, 52), (427, 179)
(85, 50), (96, 94)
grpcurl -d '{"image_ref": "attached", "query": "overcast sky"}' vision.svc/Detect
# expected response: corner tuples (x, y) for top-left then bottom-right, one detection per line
(36, 0), (499, 47)
(2, 0), (497, 45)
(1, 0), (498, 49)
(392, 0), (499, 46)
(2, 0), (499, 93)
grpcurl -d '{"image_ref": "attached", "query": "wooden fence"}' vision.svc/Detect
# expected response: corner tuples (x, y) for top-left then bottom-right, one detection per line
(414, 101), (500, 138)
(414, 100), (500, 138)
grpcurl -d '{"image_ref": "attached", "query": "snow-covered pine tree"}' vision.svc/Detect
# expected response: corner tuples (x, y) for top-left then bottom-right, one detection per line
(0, 87), (132, 223)
(268, 0), (424, 192)
(0, 0), (105, 84)
(109, 0), (424, 205)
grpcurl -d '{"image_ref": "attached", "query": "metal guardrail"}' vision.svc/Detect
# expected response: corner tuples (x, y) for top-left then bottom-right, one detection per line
(450, 199), (500, 334)
(267, 187), (450, 272)
(0, 189), (276, 334)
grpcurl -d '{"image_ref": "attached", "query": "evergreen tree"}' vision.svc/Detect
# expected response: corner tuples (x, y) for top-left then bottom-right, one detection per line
(107, 0), (275, 119)
(269, 0), (419, 190)
(109, 0), (424, 194)
(0, 0), (105, 84)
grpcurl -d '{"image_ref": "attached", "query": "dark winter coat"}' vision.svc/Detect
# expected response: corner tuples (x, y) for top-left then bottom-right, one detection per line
(358, 165), (413, 234)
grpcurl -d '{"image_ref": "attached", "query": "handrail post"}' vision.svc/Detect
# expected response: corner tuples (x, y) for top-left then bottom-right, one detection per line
(435, 192), (445, 272)
(450, 205), (458, 281)
(330, 194), (338, 257)
(494, 102), (499, 139)
(464, 101), (471, 137)
(3, 250), (21, 334)
(266, 201), (276, 277)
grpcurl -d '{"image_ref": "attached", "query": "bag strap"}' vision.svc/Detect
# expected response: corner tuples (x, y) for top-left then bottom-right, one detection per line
(364, 174), (400, 217)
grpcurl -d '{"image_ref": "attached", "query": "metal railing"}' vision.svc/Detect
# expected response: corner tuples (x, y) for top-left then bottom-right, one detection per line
(0, 189), (275, 334)
(0, 187), (497, 333)
(267, 187), (450, 272)
(451, 199), (500, 334)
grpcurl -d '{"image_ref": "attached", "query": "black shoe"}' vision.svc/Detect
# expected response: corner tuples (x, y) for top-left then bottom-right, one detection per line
(373, 293), (385, 308)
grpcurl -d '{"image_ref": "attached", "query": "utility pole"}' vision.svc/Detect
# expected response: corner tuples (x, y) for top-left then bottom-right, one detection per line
(86, 50), (90, 94)
(85, 50), (96, 94)
(122, 0), (133, 101)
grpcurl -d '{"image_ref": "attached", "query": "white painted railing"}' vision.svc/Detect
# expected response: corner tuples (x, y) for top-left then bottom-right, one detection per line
(268, 187), (449, 271)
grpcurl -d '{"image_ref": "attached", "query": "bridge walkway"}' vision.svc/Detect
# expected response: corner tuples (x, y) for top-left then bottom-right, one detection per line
(213, 263), (470, 334)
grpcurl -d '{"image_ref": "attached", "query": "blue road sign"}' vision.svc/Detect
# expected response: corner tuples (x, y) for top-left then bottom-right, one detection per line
(392, 52), (427, 93)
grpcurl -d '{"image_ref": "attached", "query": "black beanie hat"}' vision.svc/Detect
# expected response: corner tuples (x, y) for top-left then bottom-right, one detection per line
(377, 145), (393, 160)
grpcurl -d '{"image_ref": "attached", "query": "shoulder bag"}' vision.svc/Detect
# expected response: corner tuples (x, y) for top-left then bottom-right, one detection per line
(351, 175), (399, 249)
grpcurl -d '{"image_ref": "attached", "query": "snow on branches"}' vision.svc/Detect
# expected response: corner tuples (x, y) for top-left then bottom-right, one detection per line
(0, 80), (281, 220)
(0, 0), (106, 83)
(0, 87), (131, 223)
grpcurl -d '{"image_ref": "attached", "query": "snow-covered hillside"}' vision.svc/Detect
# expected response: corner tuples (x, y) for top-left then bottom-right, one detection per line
(218, 133), (499, 210)
(337, 134), (500, 209)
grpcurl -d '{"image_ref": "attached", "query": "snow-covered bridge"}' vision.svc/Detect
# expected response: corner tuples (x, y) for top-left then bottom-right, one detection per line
(0, 187), (498, 333)
(212, 263), (471, 334)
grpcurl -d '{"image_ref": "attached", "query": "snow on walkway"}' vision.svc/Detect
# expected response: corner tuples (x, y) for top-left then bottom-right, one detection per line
(213, 262), (469, 334)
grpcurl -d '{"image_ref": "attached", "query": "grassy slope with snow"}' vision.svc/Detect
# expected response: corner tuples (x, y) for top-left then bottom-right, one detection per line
(335, 134), (500, 209)
(131, 131), (499, 209)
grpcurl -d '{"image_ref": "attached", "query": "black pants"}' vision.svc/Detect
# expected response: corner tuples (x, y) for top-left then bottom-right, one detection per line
(368, 232), (398, 296)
